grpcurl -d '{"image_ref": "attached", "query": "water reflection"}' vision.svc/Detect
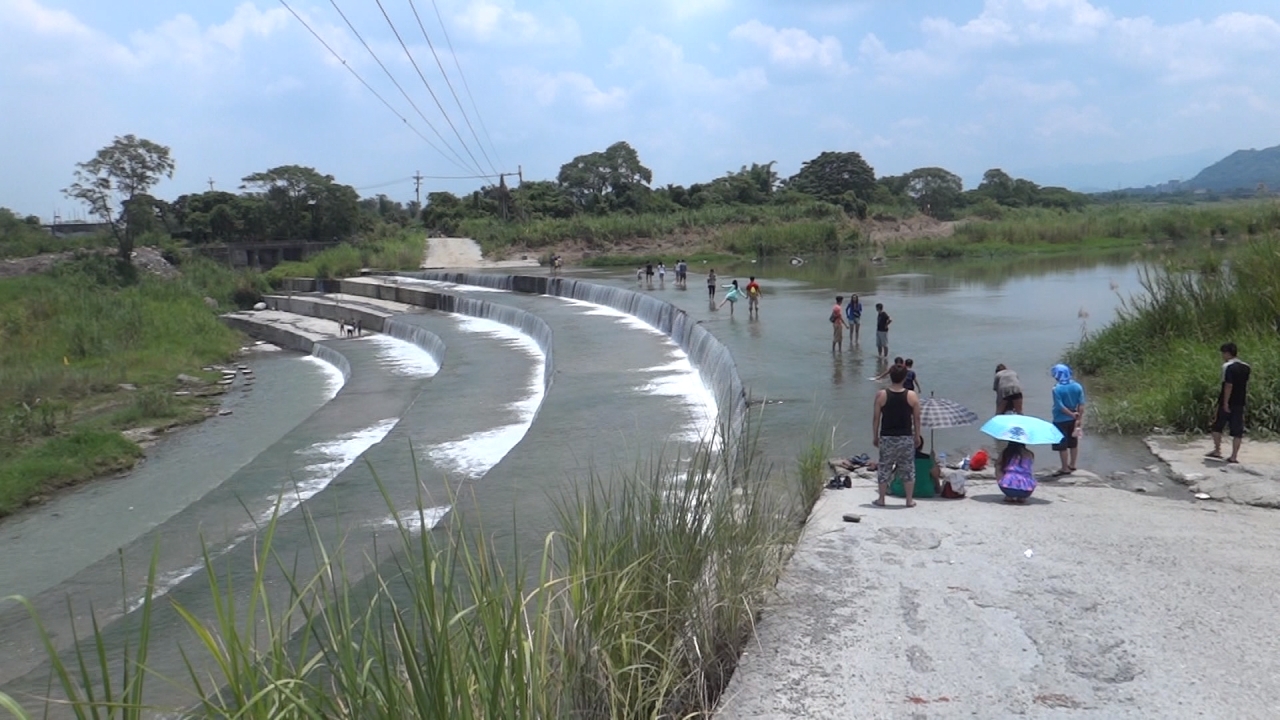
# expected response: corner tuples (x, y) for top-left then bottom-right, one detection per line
(715, 246), (1182, 297)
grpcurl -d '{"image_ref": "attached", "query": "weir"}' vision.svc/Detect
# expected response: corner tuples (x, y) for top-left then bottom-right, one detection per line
(399, 272), (747, 440)
(335, 277), (556, 396)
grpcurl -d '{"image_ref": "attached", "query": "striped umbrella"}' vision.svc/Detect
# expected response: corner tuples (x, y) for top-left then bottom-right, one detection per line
(919, 394), (980, 454)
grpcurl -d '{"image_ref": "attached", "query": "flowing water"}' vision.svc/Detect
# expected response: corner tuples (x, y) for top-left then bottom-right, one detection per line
(0, 249), (1178, 709)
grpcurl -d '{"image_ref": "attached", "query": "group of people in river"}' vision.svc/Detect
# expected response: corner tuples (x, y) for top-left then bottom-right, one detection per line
(828, 294), (892, 357)
(634, 262), (763, 317)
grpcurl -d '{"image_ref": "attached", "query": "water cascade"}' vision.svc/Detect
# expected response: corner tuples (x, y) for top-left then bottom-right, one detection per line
(338, 278), (555, 397)
(382, 318), (448, 368)
(401, 272), (747, 440)
(310, 343), (351, 382)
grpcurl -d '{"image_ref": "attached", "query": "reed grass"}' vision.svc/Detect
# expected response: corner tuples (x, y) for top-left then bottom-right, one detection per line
(895, 201), (1280, 259)
(463, 203), (849, 256)
(1066, 237), (1280, 434)
(10, 428), (829, 718)
(264, 231), (425, 283)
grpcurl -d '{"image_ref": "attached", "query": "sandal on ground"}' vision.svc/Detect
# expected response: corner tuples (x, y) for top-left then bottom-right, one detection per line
(905, 501), (917, 508)
(1051, 469), (1071, 477)
(872, 499), (886, 507)
(1205, 451), (1223, 459)
(1226, 458), (1240, 464)
(1068, 465), (1077, 472)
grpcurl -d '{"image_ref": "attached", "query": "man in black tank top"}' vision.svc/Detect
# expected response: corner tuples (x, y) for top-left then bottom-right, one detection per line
(872, 363), (922, 508)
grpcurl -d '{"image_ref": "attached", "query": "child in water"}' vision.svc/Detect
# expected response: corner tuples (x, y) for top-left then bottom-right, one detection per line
(718, 279), (744, 315)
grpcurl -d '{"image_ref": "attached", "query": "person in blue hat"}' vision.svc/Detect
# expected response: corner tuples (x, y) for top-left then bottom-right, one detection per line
(1050, 364), (1085, 476)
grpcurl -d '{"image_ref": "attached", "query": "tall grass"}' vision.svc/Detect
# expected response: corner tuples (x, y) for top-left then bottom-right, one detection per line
(462, 203), (849, 256)
(958, 201), (1280, 246)
(11, 429), (829, 718)
(0, 256), (242, 514)
(1066, 237), (1280, 433)
(264, 230), (426, 283)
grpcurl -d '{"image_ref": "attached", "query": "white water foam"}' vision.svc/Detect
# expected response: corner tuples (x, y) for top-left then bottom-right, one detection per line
(379, 507), (451, 532)
(423, 317), (546, 478)
(263, 419), (400, 523)
(301, 355), (346, 401)
(557, 298), (720, 444)
(361, 334), (441, 378)
(393, 276), (505, 293)
(126, 418), (400, 612)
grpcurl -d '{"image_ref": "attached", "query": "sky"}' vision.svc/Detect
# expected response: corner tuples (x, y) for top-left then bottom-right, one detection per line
(3, 0), (1280, 220)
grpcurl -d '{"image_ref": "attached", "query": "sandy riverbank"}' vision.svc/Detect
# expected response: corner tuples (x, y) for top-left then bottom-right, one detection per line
(718, 439), (1280, 718)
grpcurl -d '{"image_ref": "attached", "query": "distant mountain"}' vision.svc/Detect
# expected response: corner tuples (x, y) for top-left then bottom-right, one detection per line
(1183, 145), (1280, 193)
(1009, 149), (1224, 193)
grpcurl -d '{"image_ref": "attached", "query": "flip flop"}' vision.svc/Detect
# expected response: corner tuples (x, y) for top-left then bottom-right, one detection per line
(905, 501), (917, 508)
(1205, 451), (1224, 459)
(872, 499), (886, 507)
(1051, 469), (1071, 477)
(1226, 458), (1240, 464)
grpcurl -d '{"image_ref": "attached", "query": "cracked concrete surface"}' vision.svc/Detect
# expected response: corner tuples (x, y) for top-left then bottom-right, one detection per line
(717, 474), (1280, 719)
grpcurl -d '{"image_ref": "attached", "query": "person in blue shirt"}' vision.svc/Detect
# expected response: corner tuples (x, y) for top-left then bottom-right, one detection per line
(845, 294), (863, 345)
(1050, 363), (1086, 475)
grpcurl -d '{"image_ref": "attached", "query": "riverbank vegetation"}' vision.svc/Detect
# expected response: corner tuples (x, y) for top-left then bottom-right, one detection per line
(8, 430), (828, 718)
(1067, 238), (1280, 434)
(13, 134), (1278, 276)
(0, 255), (243, 516)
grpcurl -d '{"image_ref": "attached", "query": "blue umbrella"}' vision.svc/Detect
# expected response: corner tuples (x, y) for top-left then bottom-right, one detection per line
(980, 414), (1063, 445)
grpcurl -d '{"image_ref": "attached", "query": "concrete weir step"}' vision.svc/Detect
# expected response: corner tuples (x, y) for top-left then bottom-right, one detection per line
(0, 332), (439, 699)
(347, 275), (717, 553)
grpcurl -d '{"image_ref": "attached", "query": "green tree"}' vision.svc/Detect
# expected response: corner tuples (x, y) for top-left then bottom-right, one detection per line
(64, 134), (175, 262)
(977, 168), (1017, 205)
(513, 181), (576, 219)
(903, 167), (964, 218)
(787, 151), (876, 204)
(240, 165), (359, 240)
(557, 141), (653, 211)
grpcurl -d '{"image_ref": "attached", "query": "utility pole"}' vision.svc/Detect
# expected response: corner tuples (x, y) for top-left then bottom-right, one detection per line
(413, 171), (424, 205)
(517, 165), (523, 186)
(207, 177), (215, 191)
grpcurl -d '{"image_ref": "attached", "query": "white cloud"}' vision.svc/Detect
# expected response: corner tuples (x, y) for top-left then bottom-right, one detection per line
(857, 33), (950, 84)
(612, 29), (767, 95)
(669, 0), (730, 20)
(451, 0), (578, 46)
(2, 0), (292, 74)
(1037, 105), (1115, 137)
(1111, 12), (1280, 83)
(506, 68), (626, 111)
(128, 4), (291, 69)
(976, 76), (1079, 102)
(730, 20), (849, 73)
(922, 0), (1111, 48)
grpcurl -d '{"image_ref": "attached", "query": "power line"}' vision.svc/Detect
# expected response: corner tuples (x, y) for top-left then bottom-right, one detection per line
(324, 0), (477, 174)
(429, 0), (505, 171)
(356, 171), (505, 191)
(407, 0), (499, 177)
(277, 0), (468, 172)
(371, 0), (488, 177)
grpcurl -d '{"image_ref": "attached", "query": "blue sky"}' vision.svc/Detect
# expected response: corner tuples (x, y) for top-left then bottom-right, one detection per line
(3, 0), (1279, 219)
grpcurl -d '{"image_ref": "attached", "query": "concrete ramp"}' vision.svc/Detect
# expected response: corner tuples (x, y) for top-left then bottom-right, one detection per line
(422, 236), (539, 270)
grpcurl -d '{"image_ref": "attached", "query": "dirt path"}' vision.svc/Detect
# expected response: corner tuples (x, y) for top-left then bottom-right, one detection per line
(421, 237), (540, 269)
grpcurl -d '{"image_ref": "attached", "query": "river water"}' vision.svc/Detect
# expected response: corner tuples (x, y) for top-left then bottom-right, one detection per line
(0, 249), (1173, 707)
(572, 250), (1162, 475)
